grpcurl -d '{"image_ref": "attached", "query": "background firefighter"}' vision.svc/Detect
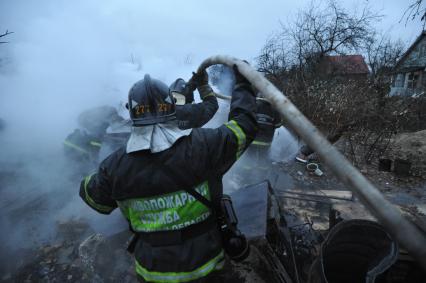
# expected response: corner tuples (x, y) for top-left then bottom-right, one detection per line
(170, 70), (219, 130)
(248, 95), (281, 164)
(79, 67), (257, 282)
(63, 105), (125, 176)
(234, 94), (281, 186)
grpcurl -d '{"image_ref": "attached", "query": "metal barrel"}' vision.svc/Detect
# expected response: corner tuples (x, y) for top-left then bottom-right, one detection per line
(308, 219), (398, 283)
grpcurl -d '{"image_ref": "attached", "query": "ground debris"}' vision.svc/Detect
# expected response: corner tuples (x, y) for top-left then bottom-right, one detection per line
(5, 218), (135, 283)
(386, 129), (426, 178)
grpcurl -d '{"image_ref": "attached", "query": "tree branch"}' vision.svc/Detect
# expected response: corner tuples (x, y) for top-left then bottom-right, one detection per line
(0, 29), (14, 44)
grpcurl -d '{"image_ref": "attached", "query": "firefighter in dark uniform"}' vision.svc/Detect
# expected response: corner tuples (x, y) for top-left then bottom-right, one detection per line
(79, 67), (257, 282)
(64, 106), (124, 175)
(233, 95), (281, 186)
(243, 95), (281, 165)
(249, 95), (281, 161)
(64, 128), (103, 172)
(170, 70), (219, 130)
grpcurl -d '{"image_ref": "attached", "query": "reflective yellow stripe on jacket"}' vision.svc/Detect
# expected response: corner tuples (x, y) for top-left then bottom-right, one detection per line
(90, 141), (102, 147)
(135, 251), (224, 283)
(64, 140), (102, 154)
(63, 140), (90, 155)
(252, 140), (271, 146)
(225, 120), (246, 159)
(82, 174), (115, 214)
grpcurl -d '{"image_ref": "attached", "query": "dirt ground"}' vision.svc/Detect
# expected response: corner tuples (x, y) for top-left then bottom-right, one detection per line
(271, 156), (426, 235)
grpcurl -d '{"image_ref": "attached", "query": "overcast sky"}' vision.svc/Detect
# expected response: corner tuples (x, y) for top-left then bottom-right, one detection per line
(0, 0), (423, 145)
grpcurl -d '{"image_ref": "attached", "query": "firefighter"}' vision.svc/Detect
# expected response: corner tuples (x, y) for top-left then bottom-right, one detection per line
(169, 70), (219, 130)
(64, 106), (124, 174)
(79, 67), (257, 282)
(235, 94), (281, 185)
(244, 93), (282, 168)
(249, 94), (281, 162)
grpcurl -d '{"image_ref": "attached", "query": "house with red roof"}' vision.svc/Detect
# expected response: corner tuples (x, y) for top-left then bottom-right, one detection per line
(317, 55), (369, 80)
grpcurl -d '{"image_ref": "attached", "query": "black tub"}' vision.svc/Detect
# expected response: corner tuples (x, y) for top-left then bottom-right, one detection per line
(308, 219), (398, 283)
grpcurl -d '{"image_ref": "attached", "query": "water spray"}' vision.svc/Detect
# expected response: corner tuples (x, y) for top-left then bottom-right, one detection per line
(197, 55), (426, 270)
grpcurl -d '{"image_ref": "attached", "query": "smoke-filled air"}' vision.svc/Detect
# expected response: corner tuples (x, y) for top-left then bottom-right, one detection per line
(0, 0), (302, 276)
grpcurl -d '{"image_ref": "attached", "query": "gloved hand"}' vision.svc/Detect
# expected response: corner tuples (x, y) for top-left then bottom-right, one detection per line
(188, 70), (209, 88)
(188, 70), (214, 100)
(182, 72), (199, 103)
(182, 87), (195, 104)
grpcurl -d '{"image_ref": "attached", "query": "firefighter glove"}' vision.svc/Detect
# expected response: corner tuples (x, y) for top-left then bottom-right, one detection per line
(189, 70), (209, 88)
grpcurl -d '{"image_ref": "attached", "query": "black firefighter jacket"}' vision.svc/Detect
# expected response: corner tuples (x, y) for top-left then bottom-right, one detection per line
(253, 98), (281, 146)
(79, 83), (257, 282)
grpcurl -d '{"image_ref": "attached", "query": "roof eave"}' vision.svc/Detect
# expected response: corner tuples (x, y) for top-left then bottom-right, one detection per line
(394, 31), (426, 70)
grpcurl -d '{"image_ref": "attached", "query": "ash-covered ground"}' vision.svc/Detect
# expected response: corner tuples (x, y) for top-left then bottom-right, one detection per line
(0, 145), (129, 282)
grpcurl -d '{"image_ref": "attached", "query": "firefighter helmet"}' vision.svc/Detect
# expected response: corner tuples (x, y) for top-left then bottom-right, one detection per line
(169, 78), (187, 106)
(128, 74), (176, 126)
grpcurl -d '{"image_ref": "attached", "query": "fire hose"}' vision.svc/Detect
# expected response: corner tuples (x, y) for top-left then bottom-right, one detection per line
(196, 55), (426, 270)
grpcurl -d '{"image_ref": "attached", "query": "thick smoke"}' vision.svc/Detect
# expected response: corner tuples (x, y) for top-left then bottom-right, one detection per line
(0, 0), (304, 275)
(0, 0), (213, 266)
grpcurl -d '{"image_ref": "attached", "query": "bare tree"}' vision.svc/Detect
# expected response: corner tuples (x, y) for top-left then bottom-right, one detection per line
(365, 34), (405, 79)
(0, 30), (13, 44)
(289, 0), (380, 69)
(257, 0), (380, 77)
(257, 36), (288, 77)
(402, 0), (426, 28)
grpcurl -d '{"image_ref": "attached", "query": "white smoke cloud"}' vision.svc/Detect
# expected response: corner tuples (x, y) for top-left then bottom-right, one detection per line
(1, 1), (296, 259)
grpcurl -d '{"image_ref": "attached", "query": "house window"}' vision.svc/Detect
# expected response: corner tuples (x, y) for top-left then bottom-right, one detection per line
(407, 72), (419, 89)
(420, 45), (426, 58)
(394, 73), (404, 87)
(423, 71), (426, 87)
